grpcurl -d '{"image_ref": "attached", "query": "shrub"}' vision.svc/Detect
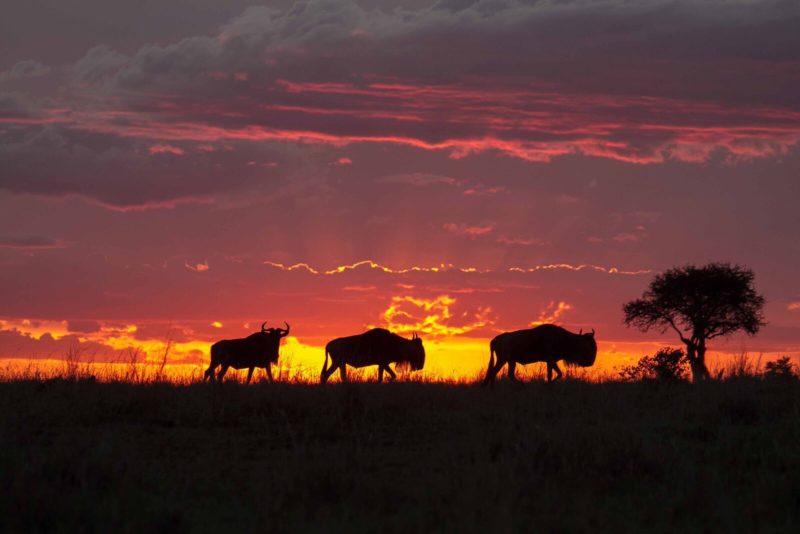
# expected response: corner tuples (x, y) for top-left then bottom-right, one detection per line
(619, 348), (689, 382)
(764, 356), (796, 380)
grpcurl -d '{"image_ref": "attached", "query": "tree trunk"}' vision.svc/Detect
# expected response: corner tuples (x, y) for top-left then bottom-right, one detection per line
(695, 343), (711, 381)
(685, 342), (711, 382)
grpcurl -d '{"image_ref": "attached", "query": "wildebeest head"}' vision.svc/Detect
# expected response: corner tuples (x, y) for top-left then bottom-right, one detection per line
(261, 321), (290, 338)
(408, 332), (425, 371)
(573, 328), (597, 367)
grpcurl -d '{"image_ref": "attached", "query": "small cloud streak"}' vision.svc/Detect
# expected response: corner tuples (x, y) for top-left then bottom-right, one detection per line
(497, 236), (548, 246)
(463, 185), (504, 196)
(185, 260), (210, 272)
(0, 236), (71, 250)
(343, 285), (376, 292)
(262, 259), (650, 276)
(148, 144), (185, 156)
(85, 196), (215, 213)
(612, 233), (642, 243)
(263, 259), (489, 275)
(443, 223), (494, 238)
(377, 173), (460, 187)
(531, 301), (572, 327)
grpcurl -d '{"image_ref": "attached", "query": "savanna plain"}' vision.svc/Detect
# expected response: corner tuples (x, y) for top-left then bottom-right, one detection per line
(2, 373), (799, 532)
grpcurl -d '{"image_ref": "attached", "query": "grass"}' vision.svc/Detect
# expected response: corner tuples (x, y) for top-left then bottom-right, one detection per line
(1, 376), (799, 532)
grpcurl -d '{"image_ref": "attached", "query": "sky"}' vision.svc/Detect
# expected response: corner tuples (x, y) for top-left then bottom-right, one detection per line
(1, 0), (799, 380)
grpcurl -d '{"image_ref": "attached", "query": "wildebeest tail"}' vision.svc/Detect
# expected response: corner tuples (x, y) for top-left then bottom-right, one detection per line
(321, 343), (332, 375)
(483, 339), (497, 385)
(204, 342), (220, 382)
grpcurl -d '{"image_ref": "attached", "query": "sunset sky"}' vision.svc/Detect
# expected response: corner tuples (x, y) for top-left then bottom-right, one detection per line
(1, 0), (799, 379)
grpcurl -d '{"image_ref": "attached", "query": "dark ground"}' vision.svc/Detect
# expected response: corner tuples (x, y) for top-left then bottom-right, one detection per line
(1, 378), (799, 532)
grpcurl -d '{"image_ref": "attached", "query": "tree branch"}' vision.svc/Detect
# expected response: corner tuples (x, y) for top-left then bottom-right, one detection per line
(666, 316), (691, 345)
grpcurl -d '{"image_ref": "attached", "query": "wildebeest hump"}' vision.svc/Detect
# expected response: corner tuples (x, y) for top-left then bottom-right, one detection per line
(327, 329), (394, 367)
(325, 335), (371, 368)
(492, 324), (596, 365)
(212, 337), (265, 369)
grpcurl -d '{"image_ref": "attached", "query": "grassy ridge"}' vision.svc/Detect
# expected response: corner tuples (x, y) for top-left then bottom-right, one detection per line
(2, 379), (799, 532)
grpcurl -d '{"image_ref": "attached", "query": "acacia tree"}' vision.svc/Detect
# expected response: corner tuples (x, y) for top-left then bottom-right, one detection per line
(623, 263), (765, 382)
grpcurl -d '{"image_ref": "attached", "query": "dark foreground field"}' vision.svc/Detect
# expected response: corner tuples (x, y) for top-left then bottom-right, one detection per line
(2, 379), (799, 532)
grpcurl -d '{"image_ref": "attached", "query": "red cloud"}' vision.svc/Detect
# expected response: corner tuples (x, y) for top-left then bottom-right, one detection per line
(443, 223), (494, 238)
(0, 237), (71, 250)
(148, 144), (185, 156)
(185, 260), (210, 272)
(497, 236), (548, 246)
(11, 75), (793, 170)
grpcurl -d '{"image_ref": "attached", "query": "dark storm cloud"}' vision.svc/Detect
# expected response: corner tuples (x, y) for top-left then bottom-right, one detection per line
(71, 0), (800, 98)
(1, 0), (798, 208)
(0, 122), (305, 208)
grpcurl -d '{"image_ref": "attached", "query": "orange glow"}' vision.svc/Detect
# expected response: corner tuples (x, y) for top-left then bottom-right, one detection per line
(4, 340), (798, 385)
(376, 294), (492, 337)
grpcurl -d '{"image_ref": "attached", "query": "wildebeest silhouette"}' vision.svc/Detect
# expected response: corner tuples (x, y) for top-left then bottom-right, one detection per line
(484, 324), (597, 385)
(321, 328), (425, 383)
(204, 321), (290, 383)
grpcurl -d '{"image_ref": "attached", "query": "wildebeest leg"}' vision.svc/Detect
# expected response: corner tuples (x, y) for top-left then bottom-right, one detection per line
(551, 361), (562, 382)
(203, 365), (216, 382)
(483, 357), (503, 385)
(320, 365), (333, 384)
(265, 364), (274, 383)
(246, 367), (254, 384)
(547, 362), (562, 382)
(377, 366), (384, 383)
(321, 357), (340, 384)
(383, 364), (397, 382)
(507, 361), (517, 381)
(217, 364), (230, 382)
(339, 364), (348, 382)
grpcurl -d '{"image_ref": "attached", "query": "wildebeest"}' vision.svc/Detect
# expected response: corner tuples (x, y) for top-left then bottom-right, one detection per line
(483, 324), (597, 385)
(321, 328), (425, 383)
(203, 321), (290, 383)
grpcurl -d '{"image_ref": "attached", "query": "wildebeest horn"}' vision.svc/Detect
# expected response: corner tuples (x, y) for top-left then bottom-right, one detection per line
(261, 321), (268, 332)
(579, 328), (583, 335)
(591, 328), (595, 336)
(282, 322), (290, 335)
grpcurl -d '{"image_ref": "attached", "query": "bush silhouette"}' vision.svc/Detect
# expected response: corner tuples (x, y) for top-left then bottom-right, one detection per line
(619, 348), (689, 382)
(764, 356), (796, 381)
